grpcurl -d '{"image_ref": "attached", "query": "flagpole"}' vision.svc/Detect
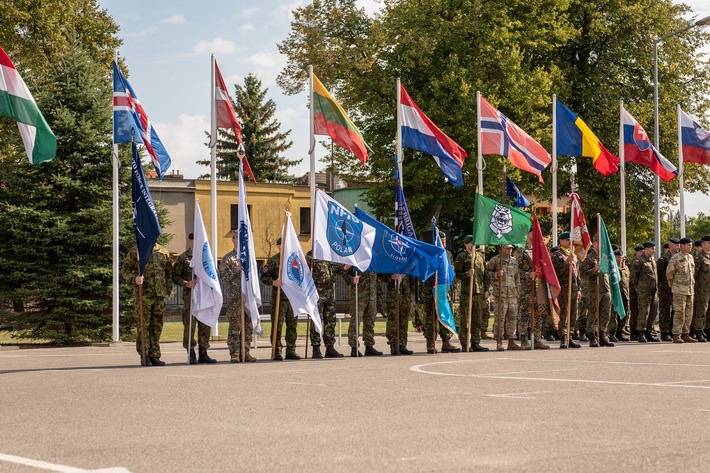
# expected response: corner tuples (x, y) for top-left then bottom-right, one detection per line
(466, 245), (475, 353)
(112, 50), (120, 344)
(497, 166), (506, 349)
(677, 104), (685, 237)
(238, 160), (246, 363)
(476, 91), (484, 195)
(209, 54), (219, 338)
(566, 175), (575, 348)
(271, 211), (288, 360)
(307, 65), (316, 359)
(355, 270), (360, 357)
(596, 213), (601, 345)
(394, 78), (402, 356)
(188, 259), (195, 364)
(552, 94), (558, 248)
(619, 101), (627, 254)
(530, 205), (536, 351)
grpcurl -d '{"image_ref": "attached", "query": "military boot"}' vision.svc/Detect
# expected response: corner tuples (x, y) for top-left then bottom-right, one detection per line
(324, 346), (344, 358)
(568, 339), (582, 348)
(230, 353), (240, 363)
(312, 346), (324, 359)
(496, 340), (505, 351)
(149, 357), (165, 366)
(441, 339), (461, 353)
(599, 333), (615, 347)
(579, 330), (589, 342)
(682, 333), (698, 343)
(661, 332), (673, 342)
(365, 345), (383, 356)
(470, 343), (489, 352)
(390, 344), (399, 356)
(617, 330), (630, 342)
(399, 345), (414, 355)
(481, 330), (493, 340)
(244, 352), (256, 362)
(426, 339), (435, 354)
(507, 338), (523, 351)
(520, 333), (531, 350)
(534, 338), (550, 349)
(673, 334), (684, 343)
(350, 347), (362, 357)
(645, 331), (660, 343)
(198, 347), (217, 364)
(189, 348), (198, 365)
(638, 331), (648, 343)
(285, 351), (302, 360)
(630, 328), (639, 341)
(696, 329), (707, 343)
(588, 332), (599, 347)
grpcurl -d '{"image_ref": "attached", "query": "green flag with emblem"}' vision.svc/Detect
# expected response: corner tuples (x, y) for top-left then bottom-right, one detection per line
(472, 193), (532, 246)
(598, 215), (626, 319)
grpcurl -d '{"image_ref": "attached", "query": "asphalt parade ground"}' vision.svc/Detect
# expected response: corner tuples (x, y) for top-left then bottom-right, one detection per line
(2, 334), (710, 473)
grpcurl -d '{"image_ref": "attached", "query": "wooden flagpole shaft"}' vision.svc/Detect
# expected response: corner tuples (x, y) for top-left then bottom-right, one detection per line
(596, 214), (601, 344)
(566, 263), (573, 347)
(530, 273), (536, 351)
(139, 284), (146, 367)
(271, 287), (282, 360)
(187, 267), (195, 364)
(305, 316), (310, 359)
(355, 271), (360, 357)
(497, 250), (503, 345)
(240, 295), (246, 362)
(433, 266), (438, 353)
(395, 277), (401, 355)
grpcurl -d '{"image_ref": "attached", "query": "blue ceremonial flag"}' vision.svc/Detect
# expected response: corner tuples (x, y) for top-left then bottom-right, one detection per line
(432, 220), (457, 334)
(353, 207), (443, 280)
(394, 155), (416, 239)
(131, 142), (162, 276)
(113, 61), (171, 179)
(505, 176), (531, 207)
(598, 216), (626, 320)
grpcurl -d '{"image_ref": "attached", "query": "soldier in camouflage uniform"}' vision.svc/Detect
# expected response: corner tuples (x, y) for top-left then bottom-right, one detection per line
(122, 244), (173, 366)
(306, 251), (343, 359)
(657, 239), (678, 341)
(260, 238), (300, 361)
(691, 236), (710, 342)
(575, 247), (591, 343)
(486, 244), (521, 351)
(381, 273), (413, 355)
(613, 250), (631, 341)
(342, 265), (382, 357)
(422, 232), (461, 354)
(455, 235), (490, 352)
(630, 241), (660, 343)
(172, 233), (215, 364)
(513, 232), (549, 350)
(552, 232), (582, 349)
(580, 238), (615, 348)
(667, 237), (696, 343)
(628, 245), (644, 340)
(220, 232), (256, 362)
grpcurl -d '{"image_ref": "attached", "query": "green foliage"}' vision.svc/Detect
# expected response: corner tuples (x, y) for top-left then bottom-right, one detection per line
(277, 0), (710, 253)
(198, 73), (298, 182)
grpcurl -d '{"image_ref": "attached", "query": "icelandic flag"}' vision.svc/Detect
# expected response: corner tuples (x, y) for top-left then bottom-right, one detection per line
(621, 106), (677, 182)
(480, 95), (551, 182)
(432, 220), (457, 335)
(190, 201), (223, 328)
(130, 142), (161, 276)
(353, 207), (443, 280)
(280, 211), (322, 336)
(238, 160), (262, 335)
(505, 176), (531, 207)
(679, 108), (710, 165)
(113, 61), (171, 179)
(394, 155), (416, 239)
(400, 84), (467, 187)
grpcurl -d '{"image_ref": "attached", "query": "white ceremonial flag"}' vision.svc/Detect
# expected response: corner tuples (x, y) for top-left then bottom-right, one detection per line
(237, 160), (263, 335)
(312, 189), (375, 271)
(280, 211), (322, 336)
(190, 201), (223, 328)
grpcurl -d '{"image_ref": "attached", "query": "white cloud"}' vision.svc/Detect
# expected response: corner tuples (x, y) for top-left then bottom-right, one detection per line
(240, 7), (259, 18)
(193, 38), (237, 55)
(154, 115), (212, 179)
(239, 23), (256, 33)
(125, 26), (157, 38)
(160, 14), (186, 25)
(240, 50), (286, 87)
(356, 0), (383, 16)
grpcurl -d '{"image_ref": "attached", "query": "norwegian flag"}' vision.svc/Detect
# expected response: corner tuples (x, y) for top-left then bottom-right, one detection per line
(479, 95), (551, 182)
(214, 59), (256, 183)
(569, 193), (592, 261)
(113, 61), (171, 179)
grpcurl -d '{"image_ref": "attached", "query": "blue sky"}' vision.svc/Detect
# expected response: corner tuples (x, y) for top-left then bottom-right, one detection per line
(98, 0), (709, 216)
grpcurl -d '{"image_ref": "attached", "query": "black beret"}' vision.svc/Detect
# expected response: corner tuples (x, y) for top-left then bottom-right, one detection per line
(611, 244), (619, 251)
(702, 235), (710, 242)
(188, 232), (194, 240)
(663, 243), (669, 249)
(678, 237), (691, 244)
(668, 237), (680, 244)
(613, 249), (622, 256)
(276, 237), (282, 246)
(643, 241), (655, 248)
(634, 245), (644, 251)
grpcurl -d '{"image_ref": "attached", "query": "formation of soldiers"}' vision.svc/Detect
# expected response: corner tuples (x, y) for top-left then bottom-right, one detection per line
(124, 229), (710, 365)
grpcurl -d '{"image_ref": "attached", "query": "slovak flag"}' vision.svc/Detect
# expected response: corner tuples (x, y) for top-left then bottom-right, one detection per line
(479, 95), (551, 182)
(400, 84), (467, 187)
(621, 106), (677, 182)
(679, 108), (710, 165)
(113, 61), (171, 179)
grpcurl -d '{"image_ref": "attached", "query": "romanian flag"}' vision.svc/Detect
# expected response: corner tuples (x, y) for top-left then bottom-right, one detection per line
(556, 100), (619, 176)
(312, 73), (370, 165)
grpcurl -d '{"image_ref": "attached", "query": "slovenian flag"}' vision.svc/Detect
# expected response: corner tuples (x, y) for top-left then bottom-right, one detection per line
(679, 108), (710, 165)
(400, 84), (467, 187)
(556, 100), (619, 176)
(621, 105), (677, 182)
(0, 46), (56, 164)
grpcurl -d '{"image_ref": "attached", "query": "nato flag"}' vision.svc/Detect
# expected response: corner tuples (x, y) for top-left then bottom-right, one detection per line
(131, 142), (162, 276)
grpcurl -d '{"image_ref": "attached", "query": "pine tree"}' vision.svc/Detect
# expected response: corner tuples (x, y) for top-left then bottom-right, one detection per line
(200, 73), (298, 182)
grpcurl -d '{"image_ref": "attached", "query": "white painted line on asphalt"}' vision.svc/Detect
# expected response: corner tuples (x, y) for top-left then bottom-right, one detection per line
(482, 389), (563, 399)
(166, 374), (206, 379)
(503, 357), (710, 368)
(0, 452), (131, 472)
(287, 381), (330, 387)
(44, 369), (105, 373)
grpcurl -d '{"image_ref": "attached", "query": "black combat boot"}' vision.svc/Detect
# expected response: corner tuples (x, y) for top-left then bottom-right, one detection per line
(470, 343), (490, 352)
(661, 332), (673, 342)
(638, 331), (648, 343)
(312, 346), (324, 359)
(324, 346), (344, 358)
(616, 330), (630, 342)
(285, 351), (302, 360)
(149, 357), (165, 366)
(588, 332), (599, 347)
(568, 339), (582, 348)
(188, 348), (198, 365)
(645, 331), (660, 343)
(579, 330), (588, 342)
(365, 345), (383, 356)
(390, 344), (399, 355)
(399, 345), (414, 355)
(351, 347), (362, 357)
(696, 329), (708, 343)
(630, 328), (639, 341)
(198, 346), (217, 364)
(599, 333), (615, 347)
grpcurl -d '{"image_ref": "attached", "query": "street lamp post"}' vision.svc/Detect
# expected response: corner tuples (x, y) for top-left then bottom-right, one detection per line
(653, 14), (710, 256)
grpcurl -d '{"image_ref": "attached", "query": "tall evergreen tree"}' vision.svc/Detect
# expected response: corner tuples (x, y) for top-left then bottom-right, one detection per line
(199, 73), (298, 182)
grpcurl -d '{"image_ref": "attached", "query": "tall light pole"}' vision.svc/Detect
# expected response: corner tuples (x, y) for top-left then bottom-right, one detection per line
(653, 14), (710, 257)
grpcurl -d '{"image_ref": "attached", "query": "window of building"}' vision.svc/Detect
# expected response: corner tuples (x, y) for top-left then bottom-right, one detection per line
(300, 207), (311, 235)
(230, 204), (251, 231)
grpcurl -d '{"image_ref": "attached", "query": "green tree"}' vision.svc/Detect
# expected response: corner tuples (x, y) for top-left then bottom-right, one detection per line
(199, 73), (298, 182)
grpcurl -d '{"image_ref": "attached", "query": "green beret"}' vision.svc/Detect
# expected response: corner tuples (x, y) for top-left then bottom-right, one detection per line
(463, 235), (473, 244)
(559, 231), (571, 240)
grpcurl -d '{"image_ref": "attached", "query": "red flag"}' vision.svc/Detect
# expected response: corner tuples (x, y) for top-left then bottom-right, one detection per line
(532, 213), (560, 329)
(569, 193), (591, 261)
(214, 60), (256, 183)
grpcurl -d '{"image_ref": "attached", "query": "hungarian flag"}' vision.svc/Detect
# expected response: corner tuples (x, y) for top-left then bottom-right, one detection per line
(472, 193), (532, 246)
(532, 212), (560, 328)
(569, 193), (592, 261)
(0, 46), (56, 164)
(214, 59), (256, 182)
(312, 73), (370, 165)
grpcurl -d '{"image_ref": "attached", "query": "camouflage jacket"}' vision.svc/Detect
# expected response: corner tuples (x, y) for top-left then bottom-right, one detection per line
(513, 245), (535, 296)
(693, 250), (710, 296)
(666, 252), (695, 296)
(122, 245), (173, 299)
(580, 248), (610, 293)
(618, 260), (630, 301)
(486, 254), (520, 298)
(172, 248), (193, 300)
(219, 249), (241, 308)
(656, 251), (674, 297)
(552, 247), (579, 292)
(455, 249), (488, 296)
(630, 253), (657, 295)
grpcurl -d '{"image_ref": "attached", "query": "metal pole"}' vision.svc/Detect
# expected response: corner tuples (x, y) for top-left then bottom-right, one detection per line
(653, 41), (661, 259)
(552, 94), (558, 247)
(209, 54), (219, 337)
(112, 50), (120, 343)
(677, 105), (686, 236)
(620, 101), (627, 255)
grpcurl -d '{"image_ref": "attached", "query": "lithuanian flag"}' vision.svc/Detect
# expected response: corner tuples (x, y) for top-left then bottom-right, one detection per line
(312, 73), (370, 165)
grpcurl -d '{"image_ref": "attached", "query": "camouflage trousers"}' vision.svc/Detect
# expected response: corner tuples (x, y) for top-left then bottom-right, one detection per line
(348, 294), (377, 348)
(181, 299), (211, 349)
(629, 289), (638, 333)
(271, 300), (298, 355)
(422, 288), (452, 341)
(692, 290), (710, 332)
(385, 303), (410, 347)
(309, 296), (337, 348)
(636, 292), (658, 332)
(135, 296), (164, 358)
(576, 289), (591, 333)
(518, 289), (547, 338)
(558, 289), (578, 341)
(672, 294), (694, 335)
(491, 297), (518, 340)
(226, 304), (253, 357)
(458, 294), (483, 348)
(659, 291), (673, 333)
(585, 291), (611, 336)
